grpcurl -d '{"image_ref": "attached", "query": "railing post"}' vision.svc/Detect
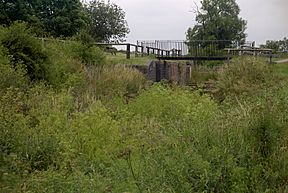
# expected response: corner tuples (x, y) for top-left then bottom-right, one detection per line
(141, 46), (144, 57)
(126, 44), (131, 59)
(135, 45), (138, 57)
(157, 49), (160, 56)
(147, 47), (150, 55)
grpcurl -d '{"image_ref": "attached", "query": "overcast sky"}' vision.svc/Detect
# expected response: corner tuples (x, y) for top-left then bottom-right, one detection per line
(87, 0), (288, 45)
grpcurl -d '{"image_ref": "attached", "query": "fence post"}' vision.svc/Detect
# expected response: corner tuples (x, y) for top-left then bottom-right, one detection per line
(157, 49), (160, 56)
(135, 45), (138, 57)
(126, 44), (131, 59)
(141, 46), (144, 57)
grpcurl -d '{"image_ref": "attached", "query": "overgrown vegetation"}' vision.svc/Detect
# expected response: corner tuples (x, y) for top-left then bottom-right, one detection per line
(1, 23), (288, 193)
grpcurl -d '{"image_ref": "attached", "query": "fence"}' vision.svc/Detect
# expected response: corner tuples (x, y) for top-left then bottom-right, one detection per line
(139, 40), (241, 57)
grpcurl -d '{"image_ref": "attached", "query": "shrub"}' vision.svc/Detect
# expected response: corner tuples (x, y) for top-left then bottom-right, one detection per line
(72, 43), (106, 67)
(42, 40), (84, 89)
(0, 84), (72, 192)
(128, 84), (217, 127)
(0, 46), (28, 93)
(0, 22), (48, 80)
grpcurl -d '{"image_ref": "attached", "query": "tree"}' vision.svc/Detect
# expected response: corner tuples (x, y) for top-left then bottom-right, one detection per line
(86, 0), (129, 42)
(0, 0), (42, 26)
(187, 0), (247, 43)
(260, 37), (288, 51)
(0, 0), (87, 37)
(38, 0), (87, 37)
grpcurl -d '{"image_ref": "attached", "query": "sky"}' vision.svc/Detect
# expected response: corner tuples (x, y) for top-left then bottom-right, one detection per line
(86, 0), (288, 45)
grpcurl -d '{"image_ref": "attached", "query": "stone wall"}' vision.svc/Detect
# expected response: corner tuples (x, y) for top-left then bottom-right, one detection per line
(133, 60), (194, 85)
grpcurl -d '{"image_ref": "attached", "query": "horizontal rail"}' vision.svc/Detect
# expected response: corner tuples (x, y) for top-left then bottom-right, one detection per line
(156, 56), (231, 61)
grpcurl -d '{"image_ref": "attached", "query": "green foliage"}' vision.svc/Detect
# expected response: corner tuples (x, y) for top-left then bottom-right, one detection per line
(260, 37), (288, 52)
(38, 0), (87, 37)
(0, 85), (70, 192)
(187, 0), (247, 42)
(274, 62), (288, 76)
(217, 57), (278, 96)
(41, 40), (84, 88)
(1, 27), (288, 192)
(0, 0), (87, 37)
(73, 43), (106, 66)
(74, 29), (95, 46)
(0, 63), (28, 95)
(0, 0), (42, 28)
(76, 65), (146, 107)
(86, 0), (129, 42)
(188, 65), (218, 85)
(0, 22), (47, 80)
(0, 45), (28, 94)
(128, 84), (217, 126)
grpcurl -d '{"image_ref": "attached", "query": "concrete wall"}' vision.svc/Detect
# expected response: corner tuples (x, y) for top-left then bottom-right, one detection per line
(133, 60), (193, 85)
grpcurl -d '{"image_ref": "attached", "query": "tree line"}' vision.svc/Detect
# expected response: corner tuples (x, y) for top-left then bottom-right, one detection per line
(260, 37), (288, 52)
(0, 0), (129, 42)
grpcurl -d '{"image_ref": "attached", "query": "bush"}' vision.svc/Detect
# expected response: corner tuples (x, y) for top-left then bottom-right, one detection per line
(42, 40), (84, 89)
(73, 43), (106, 67)
(42, 40), (106, 88)
(0, 84), (75, 192)
(0, 46), (28, 94)
(128, 84), (216, 127)
(0, 22), (48, 80)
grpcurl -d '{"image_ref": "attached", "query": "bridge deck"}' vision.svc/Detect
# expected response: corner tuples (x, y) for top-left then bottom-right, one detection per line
(156, 56), (231, 61)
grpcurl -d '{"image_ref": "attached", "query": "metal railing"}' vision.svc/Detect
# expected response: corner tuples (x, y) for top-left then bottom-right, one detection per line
(94, 40), (272, 61)
(139, 40), (240, 57)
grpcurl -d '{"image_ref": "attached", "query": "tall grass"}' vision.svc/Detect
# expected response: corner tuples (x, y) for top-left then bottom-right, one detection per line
(1, 25), (288, 192)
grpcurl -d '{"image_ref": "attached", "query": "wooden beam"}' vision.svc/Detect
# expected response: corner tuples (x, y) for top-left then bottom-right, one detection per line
(126, 44), (131, 59)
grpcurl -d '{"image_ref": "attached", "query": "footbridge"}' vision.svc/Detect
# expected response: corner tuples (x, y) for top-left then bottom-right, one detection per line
(95, 40), (273, 62)
(139, 40), (272, 61)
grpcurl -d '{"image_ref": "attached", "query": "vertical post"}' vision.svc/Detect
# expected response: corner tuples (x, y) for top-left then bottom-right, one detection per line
(141, 46), (144, 57)
(227, 49), (231, 64)
(126, 44), (131, 59)
(156, 61), (161, 82)
(147, 47), (150, 55)
(135, 45), (139, 57)
(161, 50), (164, 57)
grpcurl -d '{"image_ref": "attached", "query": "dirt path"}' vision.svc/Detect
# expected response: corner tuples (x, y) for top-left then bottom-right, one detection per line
(275, 59), (288, 64)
